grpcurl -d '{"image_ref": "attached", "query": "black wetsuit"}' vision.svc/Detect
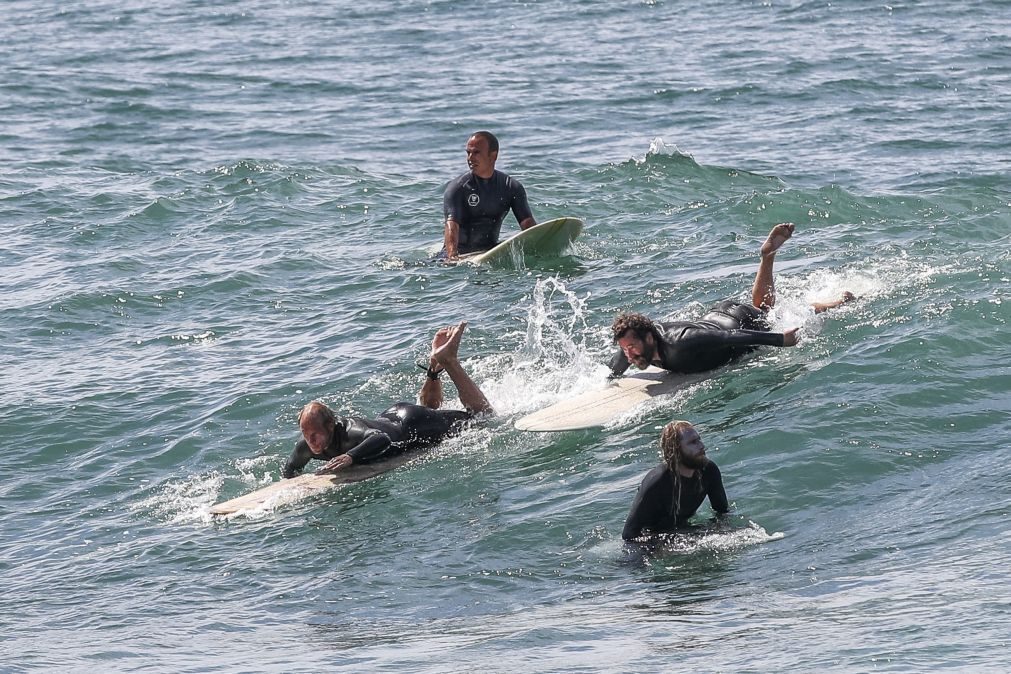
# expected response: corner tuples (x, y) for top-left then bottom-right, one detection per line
(609, 300), (786, 377)
(282, 403), (472, 478)
(622, 461), (729, 540)
(443, 169), (533, 254)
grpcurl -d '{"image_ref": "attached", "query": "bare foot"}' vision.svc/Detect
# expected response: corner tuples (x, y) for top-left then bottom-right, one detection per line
(812, 291), (857, 314)
(432, 321), (467, 366)
(761, 223), (795, 258)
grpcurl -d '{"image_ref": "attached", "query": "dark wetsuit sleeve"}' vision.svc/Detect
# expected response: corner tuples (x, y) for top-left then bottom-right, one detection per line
(703, 462), (729, 514)
(345, 430), (393, 464)
(282, 439), (314, 479)
(622, 467), (668, 540)
(664, 326), (786, 353)
(609, 349), (631, 378)
(698, 328), (785, 348)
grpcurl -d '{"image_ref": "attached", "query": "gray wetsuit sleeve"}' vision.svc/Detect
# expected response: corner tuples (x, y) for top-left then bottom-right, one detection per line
(345, 429), (394, 463)
(609, 349), (631, 378)
(443, 178), (466, 224)
(509, 180), (533, 223)
(703, 462), (729, 514)
(283, 440), (314, 479)
(622, 466), (669, 540)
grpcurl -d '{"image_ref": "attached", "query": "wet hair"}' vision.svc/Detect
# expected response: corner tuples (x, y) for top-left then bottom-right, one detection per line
(659, 420), (695, 473)
(611, 312), (656, 343)
(470, 130), (499, 154)
(297, 401), (336, 428)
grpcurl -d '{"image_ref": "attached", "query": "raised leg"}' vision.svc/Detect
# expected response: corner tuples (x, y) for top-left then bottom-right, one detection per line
(431, 322), (493, 414)
(751, 223), (794, 310)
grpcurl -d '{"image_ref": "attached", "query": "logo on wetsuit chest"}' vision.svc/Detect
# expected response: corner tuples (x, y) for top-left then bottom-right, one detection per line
(467, 193), (480, 207)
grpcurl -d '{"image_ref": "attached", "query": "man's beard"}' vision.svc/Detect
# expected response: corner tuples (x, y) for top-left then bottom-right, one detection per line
(679, 452), (707, 470)
(633, 342), (656, 368)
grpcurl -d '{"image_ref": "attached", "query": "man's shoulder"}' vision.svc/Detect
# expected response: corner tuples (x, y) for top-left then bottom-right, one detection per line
(495, 169), (524, 189)
(654, 320), (694, 341)
(445, 171), (475, 193)
(641, 464), (672, 486)
(702, 460), (723, 479)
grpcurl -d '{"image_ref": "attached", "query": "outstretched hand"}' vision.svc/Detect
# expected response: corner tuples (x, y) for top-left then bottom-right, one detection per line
(782, 327), (800, 347)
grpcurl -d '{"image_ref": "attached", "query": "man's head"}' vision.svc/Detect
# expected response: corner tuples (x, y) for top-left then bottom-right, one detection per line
(659, 420), (708, 473)
(298, 401), (337, 454)
(611, 312), (658, 370)
(466, 131), (499, 179)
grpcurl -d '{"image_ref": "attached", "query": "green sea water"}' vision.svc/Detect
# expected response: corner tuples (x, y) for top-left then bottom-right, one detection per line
(3, 1), (1010, 672)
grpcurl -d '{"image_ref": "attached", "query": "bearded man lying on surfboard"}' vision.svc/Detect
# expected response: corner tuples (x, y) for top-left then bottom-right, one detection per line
(609, 223), (855, 378)
(283, 322), (492, 478)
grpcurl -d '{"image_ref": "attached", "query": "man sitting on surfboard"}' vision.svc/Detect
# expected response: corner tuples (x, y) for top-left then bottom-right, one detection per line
(622, 420), (729, 540)
(609, 223), (855, 377)
(441, 130), (536, 260)
(282, 322), (493, 478)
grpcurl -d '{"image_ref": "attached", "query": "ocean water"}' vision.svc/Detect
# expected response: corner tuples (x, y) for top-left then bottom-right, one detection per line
(3, 1), (1010, 672)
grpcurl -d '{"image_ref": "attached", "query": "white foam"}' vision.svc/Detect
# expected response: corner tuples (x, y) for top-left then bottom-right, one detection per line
(132, 472), (225, 525)
(642, 136), (694, 162)
(652, 520), (785, 555)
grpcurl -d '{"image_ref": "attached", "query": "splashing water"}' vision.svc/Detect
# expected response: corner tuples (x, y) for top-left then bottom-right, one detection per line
(479, 277), (611, 416)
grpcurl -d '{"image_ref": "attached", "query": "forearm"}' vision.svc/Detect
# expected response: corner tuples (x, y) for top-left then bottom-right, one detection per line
(734, 329), (786, 347)
(347, 434), (394, 466)
(689, 328), (786, 349)
(706, 465), (729, 513)
(608, 350), (631, 378)
(444, 219), (460, 257)
(282, 460), (300, 479)
(345, 434), (393, 463)
(282, 444), (311, 479)
(621, 517), (643, 541)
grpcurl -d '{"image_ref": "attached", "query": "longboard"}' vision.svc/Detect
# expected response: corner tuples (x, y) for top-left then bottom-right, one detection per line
(514, 367), (711, 432)
(209, 451), (421, 516)
(457, 216), (583, 266)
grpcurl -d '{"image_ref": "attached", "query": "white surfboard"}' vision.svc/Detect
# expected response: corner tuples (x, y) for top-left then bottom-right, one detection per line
(513, 367), (711, 432)
(209, 451), (421, 516)
(457, 216), (583, 266)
